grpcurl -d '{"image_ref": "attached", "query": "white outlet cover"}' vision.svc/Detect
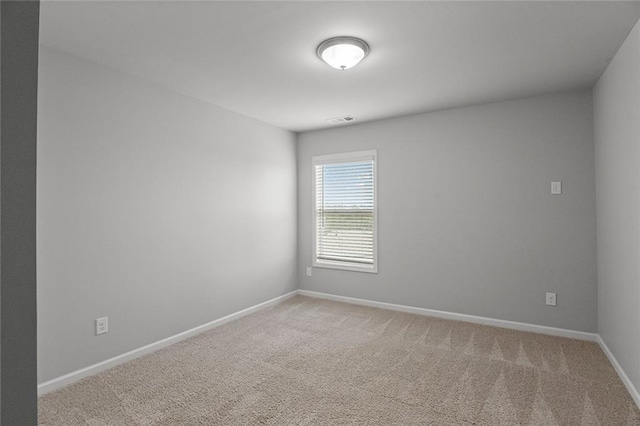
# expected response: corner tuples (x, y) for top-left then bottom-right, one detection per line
(551, 181), (562, 195)
(306, 267), (312, 277)
(546, 292), (557, 306)
(96, 317), (108, 335)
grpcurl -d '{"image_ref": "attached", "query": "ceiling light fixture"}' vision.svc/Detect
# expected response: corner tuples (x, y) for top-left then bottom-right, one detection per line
(317, 36), (370, 70)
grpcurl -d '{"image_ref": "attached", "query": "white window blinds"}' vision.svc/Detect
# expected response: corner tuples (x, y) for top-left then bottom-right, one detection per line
(313, 151), (377, 273)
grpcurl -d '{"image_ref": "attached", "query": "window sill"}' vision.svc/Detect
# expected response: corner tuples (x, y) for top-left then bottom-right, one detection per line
(313, 260), (378, 274)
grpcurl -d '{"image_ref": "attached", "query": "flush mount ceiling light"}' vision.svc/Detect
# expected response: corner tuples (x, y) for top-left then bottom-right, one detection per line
(317, 36), (370, 70)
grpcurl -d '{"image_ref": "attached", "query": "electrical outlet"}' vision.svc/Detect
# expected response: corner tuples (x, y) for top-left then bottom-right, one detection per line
(546, 292), (557, 306)
(306, 267), (312, 277)
(96, 317), (108, 335)
(551, 181), (562, 195)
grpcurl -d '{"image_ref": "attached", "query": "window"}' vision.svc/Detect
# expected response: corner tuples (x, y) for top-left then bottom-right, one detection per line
(313, 150), (377, 273)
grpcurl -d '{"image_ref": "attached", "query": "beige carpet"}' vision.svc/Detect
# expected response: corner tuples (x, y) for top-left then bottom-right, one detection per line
(40, 295), (640, 425)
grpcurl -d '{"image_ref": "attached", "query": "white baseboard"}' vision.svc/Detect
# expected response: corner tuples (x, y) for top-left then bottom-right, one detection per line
(297, 290), (598, 342)
(38, 290), (298, 395)
(597, 335), (640, 409)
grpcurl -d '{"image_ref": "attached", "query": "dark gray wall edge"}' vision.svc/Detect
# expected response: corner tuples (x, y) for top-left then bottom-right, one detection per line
(1, 1), (40, 424)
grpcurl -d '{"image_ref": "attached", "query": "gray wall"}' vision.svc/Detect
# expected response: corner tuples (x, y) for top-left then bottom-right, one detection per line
(298, 90), (597, 332)
(1, 1), (39, 424)
(37, 47), (297, 383)
(594, 18), (640, 394)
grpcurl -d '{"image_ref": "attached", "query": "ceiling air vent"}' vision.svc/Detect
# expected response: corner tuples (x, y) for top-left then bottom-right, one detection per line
(326, 116), (357, 125)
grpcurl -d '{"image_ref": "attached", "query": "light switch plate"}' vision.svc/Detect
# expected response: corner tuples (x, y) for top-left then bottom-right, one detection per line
(306, 267), (312, 277)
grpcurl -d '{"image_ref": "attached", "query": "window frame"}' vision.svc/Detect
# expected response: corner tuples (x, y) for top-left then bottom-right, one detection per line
(312, 150), (378, 274)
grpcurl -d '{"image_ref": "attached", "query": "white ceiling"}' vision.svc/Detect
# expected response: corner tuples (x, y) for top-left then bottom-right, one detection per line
(40, 1), (640, 132)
